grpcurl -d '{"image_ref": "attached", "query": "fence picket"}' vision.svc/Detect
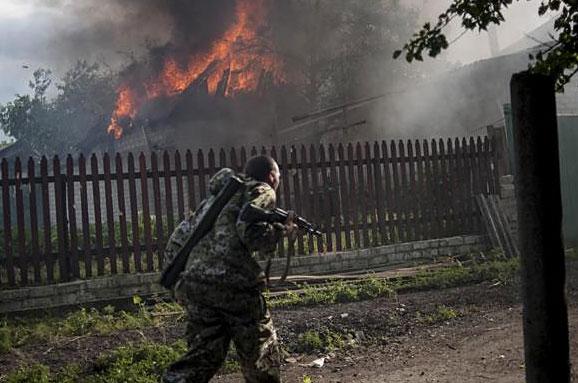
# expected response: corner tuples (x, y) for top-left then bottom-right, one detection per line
(103, 154), (117, 274)
(406, 141), (417, 241)
(151, 152), (164, 269)
(128, 153), (142, 273)
(1, 159), (14, 285)
(139, 153), (154, 272)
(347, 143), (360, 248)
(280, 147), (292, 239)
(365, 142), (378, 246)
(390, 141), (401, 242)
(337, 144), (352, 250)
(329, 144), (342, 251)
(40, 157), (54, 282)
(91, 154), (105, 275)
(66, 155), (79, 278)
(163, 151), (175, 234)
(470, 137), (482, 232)
(310, 145), (324, 253)
(186, 150), (196, 213)
(319, 145), (333, 252)
(115, 154), (130, 273)
(53, 156), (69, 282)
(28, 158), (41, 283)
(421, 140), (432, 240)
(230, 148), (240, 172)
(174, 151), (185, 222)
(290, 146), (305, 254)
(79, 155), (91, 278)
(414, 140), (425, 240)
(15, 158), (27, 285)
(198, 150), (207, 201)
(381, 141), (392, 244)
(300, 145), (314, 253)
(397, 141), (409, 243)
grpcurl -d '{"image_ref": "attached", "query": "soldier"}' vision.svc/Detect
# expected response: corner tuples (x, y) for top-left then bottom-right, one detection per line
(162, 155), (295, 383)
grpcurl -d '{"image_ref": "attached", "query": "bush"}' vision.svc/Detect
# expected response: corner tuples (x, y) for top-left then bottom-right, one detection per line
(86, 342), (186, 383)
(5, 364), (51, 383)
(0, 322), (12, 354)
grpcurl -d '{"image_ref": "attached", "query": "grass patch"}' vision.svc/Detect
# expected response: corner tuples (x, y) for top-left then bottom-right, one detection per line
(3, 342), (186, 383)
(417, 305), (460, 324)
(2, 340), (244, 382)
(0, 298), (184, 351)
(269, 277), (396, 308)
(270, 256), (520, 308)
(293, 329), (345, 354)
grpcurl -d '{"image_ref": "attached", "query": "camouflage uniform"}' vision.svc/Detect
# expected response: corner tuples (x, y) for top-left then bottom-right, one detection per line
(162, 168), (283, 383)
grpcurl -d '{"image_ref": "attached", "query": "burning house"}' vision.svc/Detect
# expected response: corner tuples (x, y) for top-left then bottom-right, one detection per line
(101, 0), (305, 154)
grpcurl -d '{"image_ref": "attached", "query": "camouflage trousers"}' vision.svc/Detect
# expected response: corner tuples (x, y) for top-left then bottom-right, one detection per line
(162, 283), (281, 383)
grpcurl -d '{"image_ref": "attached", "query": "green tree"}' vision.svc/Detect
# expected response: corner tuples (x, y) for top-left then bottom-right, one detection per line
(0, 69), (55, 155)
(394, 0), (578, 88)
(0, 61), (115, 156)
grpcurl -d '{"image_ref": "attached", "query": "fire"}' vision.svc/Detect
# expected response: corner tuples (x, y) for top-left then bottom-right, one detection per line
(107, 0), (285, 139)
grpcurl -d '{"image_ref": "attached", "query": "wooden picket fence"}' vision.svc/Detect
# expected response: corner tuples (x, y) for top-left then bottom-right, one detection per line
(0, 137), (500, 288)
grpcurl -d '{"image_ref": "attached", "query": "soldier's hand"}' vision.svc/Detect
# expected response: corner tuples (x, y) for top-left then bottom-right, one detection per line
(285, 210), (298, 243)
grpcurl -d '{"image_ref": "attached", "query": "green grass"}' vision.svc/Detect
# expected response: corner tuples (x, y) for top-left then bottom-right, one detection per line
(1, 256), (520, 355)
(417, 304), (460, 324)
(0, 299), (183, 353)
(293, 329), (345, 353)
(2, 341), (186, 383)
(2, 340), (244, 383)
(269, 256), (520, 308)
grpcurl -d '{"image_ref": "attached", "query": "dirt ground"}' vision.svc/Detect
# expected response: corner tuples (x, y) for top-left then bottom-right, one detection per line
(3, 260), (578, 382)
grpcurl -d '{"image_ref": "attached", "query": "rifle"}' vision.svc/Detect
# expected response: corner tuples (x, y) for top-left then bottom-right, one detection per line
(159, 175), (244, 289)
(240, 203), (323, 282)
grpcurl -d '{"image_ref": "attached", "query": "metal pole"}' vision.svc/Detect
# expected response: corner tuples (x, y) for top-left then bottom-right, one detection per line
(510, 71), (569, 383)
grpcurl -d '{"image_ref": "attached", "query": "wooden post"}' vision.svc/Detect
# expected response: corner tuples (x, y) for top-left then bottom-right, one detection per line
(510, 71), (569, 383)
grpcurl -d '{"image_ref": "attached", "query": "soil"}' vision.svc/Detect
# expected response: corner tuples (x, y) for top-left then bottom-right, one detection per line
(3, 260), (578, 383)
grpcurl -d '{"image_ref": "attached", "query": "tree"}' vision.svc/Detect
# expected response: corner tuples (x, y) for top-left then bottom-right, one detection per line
(0, 61), (115, 156)
(394, 0), (578, 88)
(272, 0), (420, 109)
(0, 69), (55, 155)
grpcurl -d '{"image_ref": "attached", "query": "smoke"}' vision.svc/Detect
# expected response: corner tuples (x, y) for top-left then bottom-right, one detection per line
(0, 0), (240, 101)
(369, 0), (553, 140)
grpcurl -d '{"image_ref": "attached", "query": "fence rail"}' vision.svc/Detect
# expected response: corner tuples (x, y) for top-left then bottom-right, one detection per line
(0, 137), (500, 288)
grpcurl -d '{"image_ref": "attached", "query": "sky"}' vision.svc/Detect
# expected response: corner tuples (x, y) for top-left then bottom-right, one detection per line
(0, 0), (552, 140)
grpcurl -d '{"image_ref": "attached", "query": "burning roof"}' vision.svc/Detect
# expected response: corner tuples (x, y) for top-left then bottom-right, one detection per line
(107, 0), (286, 140)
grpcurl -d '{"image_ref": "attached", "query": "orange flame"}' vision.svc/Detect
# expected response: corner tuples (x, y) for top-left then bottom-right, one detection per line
(107, 0), (285, 139)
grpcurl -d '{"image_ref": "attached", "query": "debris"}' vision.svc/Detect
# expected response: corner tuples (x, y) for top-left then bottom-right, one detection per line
(301, 357), (326, 368)
(340, 313), (349, 318)
(311, 357), (326, 368)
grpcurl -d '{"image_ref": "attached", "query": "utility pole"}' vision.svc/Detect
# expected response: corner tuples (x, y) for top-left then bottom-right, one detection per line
(510, 72), (569, 383)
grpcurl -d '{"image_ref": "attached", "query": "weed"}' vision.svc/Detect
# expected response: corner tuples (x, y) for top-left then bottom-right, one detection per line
(87, 341), (185, 383)
(303, 375), (313, 383)
(4, 364), (51, 383)
(270, 277), (395, 308)
(294, 329), (345, 353)
(418, 305), (459, 324)
(0, 321), (12, 354)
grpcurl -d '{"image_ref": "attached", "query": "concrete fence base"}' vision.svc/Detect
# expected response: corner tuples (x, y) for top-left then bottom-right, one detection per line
(0, 235), (486, 314)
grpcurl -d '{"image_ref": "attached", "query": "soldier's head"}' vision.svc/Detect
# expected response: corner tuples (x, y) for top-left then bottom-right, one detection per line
(245, 155), (280, 190)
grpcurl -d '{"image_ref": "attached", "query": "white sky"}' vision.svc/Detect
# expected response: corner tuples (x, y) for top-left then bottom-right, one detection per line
(0, 0), (553, 140)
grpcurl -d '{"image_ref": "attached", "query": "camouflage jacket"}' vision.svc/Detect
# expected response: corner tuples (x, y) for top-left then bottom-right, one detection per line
(164, 168), (281, 294)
